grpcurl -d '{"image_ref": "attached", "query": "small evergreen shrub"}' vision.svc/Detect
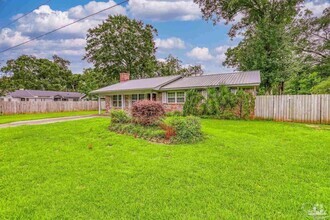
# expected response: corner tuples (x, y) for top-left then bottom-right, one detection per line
(110, 109), (131, 123)
(165, 116), (203, 143)
(132, 100), (165, 125)
(183, 90), (204, 116)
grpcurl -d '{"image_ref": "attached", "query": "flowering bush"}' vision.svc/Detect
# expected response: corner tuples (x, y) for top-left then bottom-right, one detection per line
(131, 100), (165, 125)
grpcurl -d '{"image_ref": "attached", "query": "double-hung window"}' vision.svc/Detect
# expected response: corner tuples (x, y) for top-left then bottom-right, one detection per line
(167, 92), (176, 103)
(176, 92), (185, 103)
(112, 95), (122, 107)
(131, 94), (145, 104)
(167, 91), (185, 103)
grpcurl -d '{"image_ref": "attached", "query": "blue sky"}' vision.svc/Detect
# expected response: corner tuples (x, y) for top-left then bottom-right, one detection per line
(0, 0), (328, 74)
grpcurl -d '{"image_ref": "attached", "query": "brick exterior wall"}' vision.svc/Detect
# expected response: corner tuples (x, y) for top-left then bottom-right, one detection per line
(103, 87), (257, 114)
(105, 96), (110, 113)
(163, 103), (183, 112)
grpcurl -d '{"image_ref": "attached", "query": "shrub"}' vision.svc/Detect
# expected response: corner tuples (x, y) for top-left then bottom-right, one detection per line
(159, 123), (176, 140)
(183, 89), (204, 116)
(165, 116), (203, 143)
(236, 89), (255, 119)
(131, 100), (165, 126)
(110, 109), (131, 123)
(165, 110), (183, 117)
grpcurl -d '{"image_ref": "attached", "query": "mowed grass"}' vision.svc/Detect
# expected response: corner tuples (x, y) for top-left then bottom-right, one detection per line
(0, 118), (329, 219)
(0, 111), (98, 124)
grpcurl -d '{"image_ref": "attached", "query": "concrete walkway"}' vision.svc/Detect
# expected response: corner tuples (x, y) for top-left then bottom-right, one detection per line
(0, 115), (98, 129)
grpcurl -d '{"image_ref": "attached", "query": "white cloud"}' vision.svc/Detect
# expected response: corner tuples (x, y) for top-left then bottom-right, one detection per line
(128, 0), (201, 21)
(304, 1), (329, 17)
(14, 1), (126, 38)
(68, 0), (126, 19)
(187, 47), (214, 61)
(155, 37), (185, 49)
(0, 28), (30, 47)
(0, 1), (126, 73)
(214, 45), (230, 63)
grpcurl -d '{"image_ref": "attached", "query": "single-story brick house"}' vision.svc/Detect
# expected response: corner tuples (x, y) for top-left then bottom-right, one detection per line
(91, 71), (261, 113)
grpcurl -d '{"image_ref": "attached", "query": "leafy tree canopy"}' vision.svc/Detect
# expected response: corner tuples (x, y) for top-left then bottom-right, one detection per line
(84, 15), (158, 80)
(156, 54), (204, 77)
(0, 55), (74, 96)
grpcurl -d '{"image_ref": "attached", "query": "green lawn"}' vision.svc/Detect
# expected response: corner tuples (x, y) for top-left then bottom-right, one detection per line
(0, 111), (98, 124)
(0, 118), (329, 219)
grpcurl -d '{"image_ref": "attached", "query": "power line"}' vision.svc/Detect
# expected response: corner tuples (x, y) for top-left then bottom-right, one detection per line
(0, 0), (129, 54)
(0, 0), (52, 30)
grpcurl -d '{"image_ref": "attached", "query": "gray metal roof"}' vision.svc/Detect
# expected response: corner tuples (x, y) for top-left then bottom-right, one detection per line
(91, 75), (182, 94)
(161, 71), (261, 90)
(8, 90), (85, 98)
(91, 71), (261, 94)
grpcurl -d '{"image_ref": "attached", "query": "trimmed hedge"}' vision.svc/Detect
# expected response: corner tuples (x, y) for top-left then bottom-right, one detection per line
(132, 100), (165, 125)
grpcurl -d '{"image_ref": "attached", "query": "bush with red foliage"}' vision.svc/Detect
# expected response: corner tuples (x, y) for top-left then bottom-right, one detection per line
(159, 123), (176, 140)
(131, 100), (165, 125)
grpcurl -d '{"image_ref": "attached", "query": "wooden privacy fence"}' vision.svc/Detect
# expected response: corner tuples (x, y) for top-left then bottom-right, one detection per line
(255, 95), (330, 124)
(0, 101), (102, 115)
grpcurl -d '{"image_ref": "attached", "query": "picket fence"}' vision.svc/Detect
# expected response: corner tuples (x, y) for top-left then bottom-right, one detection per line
(0, 101), (101, 115)
(255, 95), (330, 124)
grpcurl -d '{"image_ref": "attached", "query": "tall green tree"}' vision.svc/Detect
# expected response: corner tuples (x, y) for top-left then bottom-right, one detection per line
(194, 0), (303, 94)
(156, 54), (204, 77)
(77, 68), (115, 99)
(285, 7), (329, 94)
(0, 55), (74, 94)
(84, 15), (158, 80)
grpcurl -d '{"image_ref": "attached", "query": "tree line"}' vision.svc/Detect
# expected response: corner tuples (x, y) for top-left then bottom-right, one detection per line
(0, 1), (329, 97)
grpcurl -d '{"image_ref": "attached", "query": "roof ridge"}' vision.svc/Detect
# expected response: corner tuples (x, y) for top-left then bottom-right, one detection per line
(186, 71), (260, 78)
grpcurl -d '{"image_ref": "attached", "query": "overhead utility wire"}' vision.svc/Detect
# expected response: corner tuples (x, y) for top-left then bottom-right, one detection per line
(0, 0), (52, 30)
(0, 0), (129, 54)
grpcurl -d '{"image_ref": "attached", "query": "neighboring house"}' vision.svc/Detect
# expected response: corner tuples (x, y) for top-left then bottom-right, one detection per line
(0, 89), (85, 102)
(91, 71), (261, 112)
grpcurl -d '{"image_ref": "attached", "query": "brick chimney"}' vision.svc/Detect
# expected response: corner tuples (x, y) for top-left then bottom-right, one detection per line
(120, 72), (130, 82)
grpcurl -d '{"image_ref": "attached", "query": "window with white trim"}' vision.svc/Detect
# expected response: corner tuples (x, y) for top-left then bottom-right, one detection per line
(131, 93), (146, 104)
(167, 92), (176, 103)
(230, 88), (237, 94)
(112, 95), (122, 107)
(176, 92), (185, 103)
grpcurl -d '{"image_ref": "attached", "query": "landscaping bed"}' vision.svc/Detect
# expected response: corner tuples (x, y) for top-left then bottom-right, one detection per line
(108, 100), (203, 144)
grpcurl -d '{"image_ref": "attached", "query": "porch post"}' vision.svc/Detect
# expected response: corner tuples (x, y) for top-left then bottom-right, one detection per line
(98, 96), (101, 115)
(121, 95), (124, 110)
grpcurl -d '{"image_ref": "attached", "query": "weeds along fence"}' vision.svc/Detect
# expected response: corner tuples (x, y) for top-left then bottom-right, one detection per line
(255, 95), (330, 124)
(0, 101), (103, 115)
